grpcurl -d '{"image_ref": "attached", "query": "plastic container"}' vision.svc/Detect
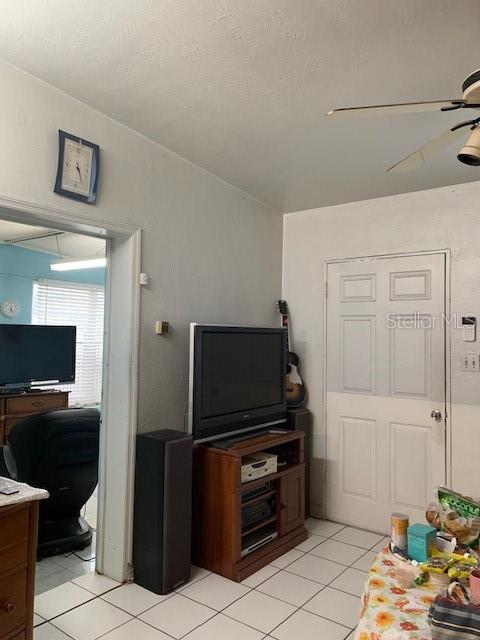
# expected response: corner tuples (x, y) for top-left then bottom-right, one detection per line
(391, 513), (409, 550)
(408, 523), (437, 562)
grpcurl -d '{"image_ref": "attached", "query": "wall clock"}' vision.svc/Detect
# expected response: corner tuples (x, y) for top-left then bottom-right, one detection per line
(1, 299), (20, 319)
(54, 130), (100, 204)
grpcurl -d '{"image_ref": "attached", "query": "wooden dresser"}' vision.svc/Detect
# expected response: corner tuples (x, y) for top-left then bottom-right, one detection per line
(0, 391), (69, 445)
(0, 481), (48, 640)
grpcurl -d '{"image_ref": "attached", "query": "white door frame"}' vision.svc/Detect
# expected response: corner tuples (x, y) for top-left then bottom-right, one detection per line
(323, 249), (452, 518)
(0, 194), (140, 582)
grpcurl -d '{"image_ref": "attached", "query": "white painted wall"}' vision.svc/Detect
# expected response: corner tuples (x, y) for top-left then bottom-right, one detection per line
(283, 180), (480, 515)
(0, 58), (282, 432)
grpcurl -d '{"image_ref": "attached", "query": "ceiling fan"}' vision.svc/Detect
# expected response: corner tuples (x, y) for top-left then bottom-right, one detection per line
(326, 69), (480, 173)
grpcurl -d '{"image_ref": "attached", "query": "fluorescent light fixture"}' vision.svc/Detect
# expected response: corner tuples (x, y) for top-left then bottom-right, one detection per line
(50, 257), (106, 271)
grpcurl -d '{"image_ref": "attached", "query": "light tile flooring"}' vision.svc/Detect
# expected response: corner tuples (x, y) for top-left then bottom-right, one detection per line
(34, 519), (389, 640)
(35, 493), (98, 594)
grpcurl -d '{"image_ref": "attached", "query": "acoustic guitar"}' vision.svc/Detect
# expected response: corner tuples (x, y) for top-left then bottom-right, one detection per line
(277, 300), (306, 407)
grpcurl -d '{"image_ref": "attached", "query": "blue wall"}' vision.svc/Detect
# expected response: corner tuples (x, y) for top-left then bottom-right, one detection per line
(0, 244), (105, 324)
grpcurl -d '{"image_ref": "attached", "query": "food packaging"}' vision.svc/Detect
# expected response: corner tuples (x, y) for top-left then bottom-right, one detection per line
(437, 487), (480, 547)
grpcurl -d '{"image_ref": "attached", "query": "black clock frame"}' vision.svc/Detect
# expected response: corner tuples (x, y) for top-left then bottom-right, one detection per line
(54, 130), (100, 204)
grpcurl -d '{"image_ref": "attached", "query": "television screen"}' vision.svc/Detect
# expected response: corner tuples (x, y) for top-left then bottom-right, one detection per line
(0, 325), (76, 387)
(189, 325), (286, 442)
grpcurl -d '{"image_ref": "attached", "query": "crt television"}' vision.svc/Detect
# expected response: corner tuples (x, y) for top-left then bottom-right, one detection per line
(0, 324), (76, 389)
(188, 324), (287, 443)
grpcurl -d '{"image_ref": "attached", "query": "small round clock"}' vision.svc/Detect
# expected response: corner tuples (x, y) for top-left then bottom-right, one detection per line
(1, 299), (21, 318)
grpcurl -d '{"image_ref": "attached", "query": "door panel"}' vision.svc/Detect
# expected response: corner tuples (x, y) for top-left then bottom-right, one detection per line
(340, 316), (376, 393)
(390, 317), (431, 397)
(341, 417), (376, 500)
(279, 468), (305, 535)
(390, 422), (430, 509)
(326, 254), (446, 532)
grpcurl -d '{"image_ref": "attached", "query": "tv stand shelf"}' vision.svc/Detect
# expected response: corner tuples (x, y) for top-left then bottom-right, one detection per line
(192, 430), (307, 582)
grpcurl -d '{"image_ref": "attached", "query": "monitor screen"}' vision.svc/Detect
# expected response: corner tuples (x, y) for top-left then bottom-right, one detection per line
(0, 325), (76, 387)
(201, 331), (284, 419)
(189, 325), (286, 442)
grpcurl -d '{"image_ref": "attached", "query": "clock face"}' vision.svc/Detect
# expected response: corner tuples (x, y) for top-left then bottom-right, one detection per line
(61, 139), (94, 196)
(1, 299), (20, 318)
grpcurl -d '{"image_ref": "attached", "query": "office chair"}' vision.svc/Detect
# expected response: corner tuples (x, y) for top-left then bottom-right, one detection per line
(3, 408), (100, 558)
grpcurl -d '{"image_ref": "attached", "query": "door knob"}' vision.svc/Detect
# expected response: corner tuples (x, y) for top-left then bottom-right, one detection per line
(431, 409), (443, 422)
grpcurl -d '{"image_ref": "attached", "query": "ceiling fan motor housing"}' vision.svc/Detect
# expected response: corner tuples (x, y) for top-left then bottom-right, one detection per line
(458, 126), (480, 166)
(462, 69), (480, 104)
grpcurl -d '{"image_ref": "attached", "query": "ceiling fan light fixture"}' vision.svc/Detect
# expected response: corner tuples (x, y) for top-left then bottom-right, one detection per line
(457, 127), (480, 166)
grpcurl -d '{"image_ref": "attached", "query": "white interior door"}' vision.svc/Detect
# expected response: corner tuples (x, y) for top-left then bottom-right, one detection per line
(326, 254), (446, 533)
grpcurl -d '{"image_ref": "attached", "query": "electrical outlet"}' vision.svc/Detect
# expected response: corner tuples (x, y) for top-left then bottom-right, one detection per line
(461, 354), (480, 371)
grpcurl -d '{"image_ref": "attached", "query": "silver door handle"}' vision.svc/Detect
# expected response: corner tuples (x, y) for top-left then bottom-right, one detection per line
(431, 409), (443, 422)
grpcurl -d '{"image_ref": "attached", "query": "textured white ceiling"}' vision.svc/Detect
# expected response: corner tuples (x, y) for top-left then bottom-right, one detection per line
(0, 220), (106, 258)
(0, 0), (480, 212)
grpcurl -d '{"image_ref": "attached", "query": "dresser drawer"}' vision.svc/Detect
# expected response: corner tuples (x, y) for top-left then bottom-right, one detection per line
(5, 394), (66, 416)
(0, 569), (27, 638)
(0, 508), (29, 574)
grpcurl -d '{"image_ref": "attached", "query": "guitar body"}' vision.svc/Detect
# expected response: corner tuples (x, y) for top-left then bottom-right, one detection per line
(277, 300), (306, 408)
(286, 351), (306, 407)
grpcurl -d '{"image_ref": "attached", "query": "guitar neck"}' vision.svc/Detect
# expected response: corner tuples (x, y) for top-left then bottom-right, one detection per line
(282, 314), (292, 351)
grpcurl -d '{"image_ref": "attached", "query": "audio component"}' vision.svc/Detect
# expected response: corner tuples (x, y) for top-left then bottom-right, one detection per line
(133, 429), (193, 594)
(241, 451), (277, 483)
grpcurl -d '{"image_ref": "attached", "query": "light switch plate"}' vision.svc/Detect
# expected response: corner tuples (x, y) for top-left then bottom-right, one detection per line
(461, 354), (480, 371)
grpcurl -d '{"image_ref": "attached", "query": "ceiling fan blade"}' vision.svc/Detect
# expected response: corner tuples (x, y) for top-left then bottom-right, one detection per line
(326, 100), (464, 119)
(387, 126), (469, 174)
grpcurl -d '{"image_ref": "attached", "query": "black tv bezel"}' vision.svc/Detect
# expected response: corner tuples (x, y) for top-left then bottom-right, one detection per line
(189, 324), (287, 443)
(0, 324), (77, 389)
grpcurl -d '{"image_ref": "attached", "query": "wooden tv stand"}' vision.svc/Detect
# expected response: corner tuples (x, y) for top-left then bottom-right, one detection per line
(0, 390), (69, 444)
(192, 430), (308, 582)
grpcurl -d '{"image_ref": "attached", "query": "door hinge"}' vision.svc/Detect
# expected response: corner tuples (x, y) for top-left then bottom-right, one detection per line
(325, 282), (328, 298)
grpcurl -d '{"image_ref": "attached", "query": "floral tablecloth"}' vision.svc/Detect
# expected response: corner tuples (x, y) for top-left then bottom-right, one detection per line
(353, 544), (442, 640)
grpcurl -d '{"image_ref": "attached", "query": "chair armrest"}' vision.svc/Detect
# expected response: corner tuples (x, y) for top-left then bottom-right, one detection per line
(0, 446), (12, 478)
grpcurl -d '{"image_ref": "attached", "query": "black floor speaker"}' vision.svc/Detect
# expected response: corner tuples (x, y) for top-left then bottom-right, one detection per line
(286, 408), (312, 517)
(133, 429), (193, 594)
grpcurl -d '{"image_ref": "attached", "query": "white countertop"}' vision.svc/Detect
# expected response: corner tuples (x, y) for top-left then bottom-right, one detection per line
(0, 477), (49, 508)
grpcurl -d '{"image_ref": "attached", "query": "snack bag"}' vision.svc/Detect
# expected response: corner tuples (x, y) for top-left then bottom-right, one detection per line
(437, 487), (480, 547)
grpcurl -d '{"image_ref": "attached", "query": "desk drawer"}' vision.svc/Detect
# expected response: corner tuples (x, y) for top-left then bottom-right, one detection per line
(0, 508), (29, 574)
(5, 394), (66, 416)
(0, 569), (27, 638)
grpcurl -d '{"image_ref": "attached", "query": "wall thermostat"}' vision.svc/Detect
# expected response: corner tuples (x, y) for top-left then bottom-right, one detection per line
(155, 321), (169, 335)
(462, 315), (476, 342)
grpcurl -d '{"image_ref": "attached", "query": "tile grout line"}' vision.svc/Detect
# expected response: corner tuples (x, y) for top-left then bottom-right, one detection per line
(35, 521), (382, 639)
(264, 536), (364, 640)
(36, 584), (122, 624)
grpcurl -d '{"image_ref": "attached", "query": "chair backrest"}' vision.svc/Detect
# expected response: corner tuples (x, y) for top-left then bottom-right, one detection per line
(6, 408), (100, 519)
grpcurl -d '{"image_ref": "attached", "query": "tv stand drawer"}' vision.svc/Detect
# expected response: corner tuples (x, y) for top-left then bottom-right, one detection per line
(5, 393), (68, 416)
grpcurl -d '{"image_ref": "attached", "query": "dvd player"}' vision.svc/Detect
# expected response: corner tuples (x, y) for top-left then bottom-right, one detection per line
(241, 530), (278, 557)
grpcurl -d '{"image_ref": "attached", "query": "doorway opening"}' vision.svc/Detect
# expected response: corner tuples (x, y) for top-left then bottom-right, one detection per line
(0, 219), (106, 593)
(0, 195), (140, 587)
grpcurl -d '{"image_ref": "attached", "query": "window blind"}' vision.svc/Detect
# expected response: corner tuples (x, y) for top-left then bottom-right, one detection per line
(32, 279), (105, 407)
